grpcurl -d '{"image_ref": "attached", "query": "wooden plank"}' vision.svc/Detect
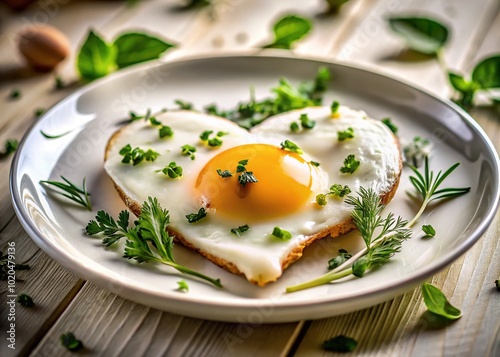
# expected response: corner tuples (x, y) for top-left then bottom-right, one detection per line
(0, 217), (84, 357)
(329, 0), (500, 97)
(30, 283), (299, 357)
(181, 0), (372, 57)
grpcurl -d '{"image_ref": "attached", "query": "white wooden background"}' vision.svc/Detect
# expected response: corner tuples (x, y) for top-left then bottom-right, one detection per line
(0, 0), (499, 356)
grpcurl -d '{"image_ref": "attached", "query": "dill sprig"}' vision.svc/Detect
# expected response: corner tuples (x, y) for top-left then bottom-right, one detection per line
(40, 176), (92, 211)
(86, 197), (222, 288)
(286, 159), (470, 293)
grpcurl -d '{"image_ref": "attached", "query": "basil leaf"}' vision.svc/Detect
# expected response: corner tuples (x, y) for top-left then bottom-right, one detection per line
(77, 31), (116, 81)
(471, 55), (500, 89)
(263, 15), (312, 49)
(448, 72), (475, 93)
(114, 33), (175, 69)
(421, 283), (462, 320)
(388, 17), (449, 55)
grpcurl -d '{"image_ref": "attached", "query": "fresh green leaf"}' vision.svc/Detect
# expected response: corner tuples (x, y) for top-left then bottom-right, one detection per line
(216, 131), (228, 137)
(272, 226), (292, 240)
(86, 209), (129, 246)
(381, 118), (398, 134)
(186, 207), (207, 223)
(17, 293), (34, 307)
(471, 55), (500, 89)
(0, 139), (18, 159)
(9, 89), (20, 99)
(161, 162), (183, 179)
(337, 127), (354, 141)
(422, 224), (436, 237)
(61, 332), (83, 352)
(159, 125), (174, 138)
(387, 17), (449, 55)
(77, 30), (116, 81)
(340, 154), (360, 174)
(280, 140), (303, 154)
(149, 116), (162, 126)
(230, 224), (250, 236)
(114, 33), (174, 69)
(177, 279), (189, 292)
(175, 99), (194, 110)
(263, 15), (312, 50)
(322, 335), (357, 353)
(421, 283), (462, 320)
(181, 144), (196, 160)
(299, 113), (316, 129)
(448, 72), (475, 92)
(327, 249), (352, 270)
(40, 176), (92, 210)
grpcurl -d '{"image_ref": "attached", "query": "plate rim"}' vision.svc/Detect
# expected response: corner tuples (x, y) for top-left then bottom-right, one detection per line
(9, 53), (500, 321)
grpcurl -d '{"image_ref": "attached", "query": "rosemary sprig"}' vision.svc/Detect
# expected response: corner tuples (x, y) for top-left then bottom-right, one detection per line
(286, 159), (470, 293)
(40, 176), (92, 211)
(407, 156), (470, 227)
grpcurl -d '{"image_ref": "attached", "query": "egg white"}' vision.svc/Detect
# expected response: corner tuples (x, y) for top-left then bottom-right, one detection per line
(104, 107), (401, 285)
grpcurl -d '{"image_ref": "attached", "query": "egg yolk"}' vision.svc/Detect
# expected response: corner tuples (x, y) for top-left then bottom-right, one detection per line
(194, 144), (315, 222)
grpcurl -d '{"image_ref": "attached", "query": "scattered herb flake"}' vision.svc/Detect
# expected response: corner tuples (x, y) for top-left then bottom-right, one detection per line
(340, 154), (360, 174)
(181, 144), (197, 160)
(381, 117), (398, 134)
(17, 293), (34, 307)
(216, 169), (233, 178)
(310, 161), (320, 167)
(186, 207), (207, 223)
(316, 193), (327, 206)
(238, 171), (258, 187)
(299, 113), (316, 129)
(34, 108), (46, 117)
(280, 140), (303, 154)
(162, 162), (183, 179)
(272, 226), (292, 240)
(322, 335), (358, 353)
(337, 127), (354, 141)
(119, 144), (160, 165)
(329, 184), (351, 197)
(330, 100), (340, 116)
(175, 99), (193, 110)
(328, 249), (352, 270)
(159, 125), (174, 138)
(0, 139), (18, 159)
(290, 121), (300, 132)
(230, 224), (250, 236)
(177, 280), (189, 292)
(61, 332), (83, 352)
(9, 89), (20, 99)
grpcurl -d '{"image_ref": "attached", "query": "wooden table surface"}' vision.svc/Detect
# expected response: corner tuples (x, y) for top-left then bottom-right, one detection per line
(1, 1), (499, 356)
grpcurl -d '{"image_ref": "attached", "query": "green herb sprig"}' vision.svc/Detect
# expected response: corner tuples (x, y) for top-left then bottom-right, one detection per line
(119, 144), (160, 165)
(286, 159), (469, 293)
(40, 176), (92, 211)
(86, 198), (221, 287)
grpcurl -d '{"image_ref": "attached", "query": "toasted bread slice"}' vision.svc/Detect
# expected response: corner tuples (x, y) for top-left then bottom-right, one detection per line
(104, 108), (402, 286)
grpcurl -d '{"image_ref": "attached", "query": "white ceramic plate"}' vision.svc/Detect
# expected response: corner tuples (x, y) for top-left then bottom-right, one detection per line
(11, 55), (500, 323)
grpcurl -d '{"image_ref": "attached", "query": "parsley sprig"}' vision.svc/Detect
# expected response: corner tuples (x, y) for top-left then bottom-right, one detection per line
(286, 159), (470, 293)
(86, 198), (221, 287)
(40, 176), (92, 211)
(119, 144), (160, 165)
